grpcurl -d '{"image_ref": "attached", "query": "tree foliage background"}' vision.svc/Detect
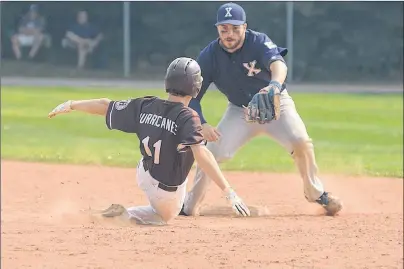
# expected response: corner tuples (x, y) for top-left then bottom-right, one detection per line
(1, 1), (402, 82)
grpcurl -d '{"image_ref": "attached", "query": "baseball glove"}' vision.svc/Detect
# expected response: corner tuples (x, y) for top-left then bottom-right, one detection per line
(244, 81), (282, 124)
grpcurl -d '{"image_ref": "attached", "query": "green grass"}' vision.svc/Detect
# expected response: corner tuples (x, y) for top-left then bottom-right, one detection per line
(1, 86), (403, 178)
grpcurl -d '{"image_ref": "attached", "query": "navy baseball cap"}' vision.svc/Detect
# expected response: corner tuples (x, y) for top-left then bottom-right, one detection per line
(215, 2), (246, 26)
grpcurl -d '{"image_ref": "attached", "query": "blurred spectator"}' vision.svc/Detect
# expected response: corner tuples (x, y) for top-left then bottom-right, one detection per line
(10, 4), (51, 60)
(61, 10), (104, 69)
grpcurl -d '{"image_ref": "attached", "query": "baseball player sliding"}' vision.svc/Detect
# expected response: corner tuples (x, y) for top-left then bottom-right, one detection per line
(48, 57), (250, 226)
(180, 3), (343, 217)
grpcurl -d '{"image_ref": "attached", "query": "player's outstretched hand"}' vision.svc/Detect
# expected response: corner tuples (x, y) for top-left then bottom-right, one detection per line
(225, 188), (250, 217)
(48, 100), (73, 118)
(202, 123), (221, 142)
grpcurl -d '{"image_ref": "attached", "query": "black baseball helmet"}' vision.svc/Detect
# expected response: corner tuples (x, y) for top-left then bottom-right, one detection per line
(165, 57), (203, 98)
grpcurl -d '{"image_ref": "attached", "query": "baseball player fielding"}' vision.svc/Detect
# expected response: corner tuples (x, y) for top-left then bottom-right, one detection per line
(179, 2), (343, 217)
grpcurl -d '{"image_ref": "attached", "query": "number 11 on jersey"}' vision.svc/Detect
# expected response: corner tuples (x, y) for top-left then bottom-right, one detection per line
(142, 136), (162, 164)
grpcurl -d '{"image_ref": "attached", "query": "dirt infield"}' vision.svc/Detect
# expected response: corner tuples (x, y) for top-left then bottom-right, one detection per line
(1, 160), (403, 269)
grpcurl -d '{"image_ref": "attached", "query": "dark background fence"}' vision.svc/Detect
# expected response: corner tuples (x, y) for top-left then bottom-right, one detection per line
(1, 1), (403, 83)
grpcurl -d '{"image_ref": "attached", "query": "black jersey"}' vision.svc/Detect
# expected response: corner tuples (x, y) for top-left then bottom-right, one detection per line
(106, 96), (204, 186)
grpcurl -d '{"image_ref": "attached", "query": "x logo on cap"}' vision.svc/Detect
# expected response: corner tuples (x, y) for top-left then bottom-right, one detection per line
(225, 7), (232, 17)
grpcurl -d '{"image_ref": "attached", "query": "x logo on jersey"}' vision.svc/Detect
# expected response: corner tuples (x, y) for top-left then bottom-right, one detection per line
(243, 60), (261, 76)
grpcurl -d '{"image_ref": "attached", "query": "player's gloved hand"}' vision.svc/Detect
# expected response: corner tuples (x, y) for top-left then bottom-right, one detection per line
(244, 81), (282, 124)
(224, 188), (250, 217)
(48, 100), (73, 118)
(202, 123), (221, 142)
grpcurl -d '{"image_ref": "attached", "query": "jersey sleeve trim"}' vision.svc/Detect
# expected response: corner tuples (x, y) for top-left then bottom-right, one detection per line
(268, 56), (286, 66)
(181, 139), (206, 146)
(106, 101), (115, 130)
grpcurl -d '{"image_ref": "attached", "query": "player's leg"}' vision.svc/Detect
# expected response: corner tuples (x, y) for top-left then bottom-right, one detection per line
(103, 160), (187, 225)
(125, 161), (187, 225)
(262, 90), (342, 215)
(263, 91), (324, 200)
(183, 103), (260, 216)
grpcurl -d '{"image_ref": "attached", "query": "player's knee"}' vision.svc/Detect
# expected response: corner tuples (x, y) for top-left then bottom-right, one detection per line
(213, 148), (234, 163)
(290, 137), (313, 157)
(160, 217), (170, 224)
(206, 143), (233, 163)
(215, 154), (232, 163)
(159, 211), (177, 224)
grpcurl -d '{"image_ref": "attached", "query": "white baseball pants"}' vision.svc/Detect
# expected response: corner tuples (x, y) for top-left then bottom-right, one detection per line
(183, 90), (325, 216)
(125, 160), (187, 225)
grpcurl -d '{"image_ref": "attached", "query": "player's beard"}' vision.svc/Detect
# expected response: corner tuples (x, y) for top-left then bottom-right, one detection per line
(221, 38), (242, 51)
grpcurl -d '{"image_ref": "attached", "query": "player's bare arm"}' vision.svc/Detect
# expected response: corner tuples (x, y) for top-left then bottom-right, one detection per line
(190, 144), (231, 191)
(268, 60), (288, 86)
(48, 98), (111, 118)
(190, 144), (250, 217)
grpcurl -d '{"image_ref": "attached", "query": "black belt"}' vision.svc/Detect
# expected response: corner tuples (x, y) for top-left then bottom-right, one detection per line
(142, 158), (152, 171)
(157, 183), (178, 192)
(141, 159), (179, 192)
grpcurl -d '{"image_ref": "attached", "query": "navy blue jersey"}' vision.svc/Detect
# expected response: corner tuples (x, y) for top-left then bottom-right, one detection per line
(190, 29), (288, 124)
(105, 96), (204, 186)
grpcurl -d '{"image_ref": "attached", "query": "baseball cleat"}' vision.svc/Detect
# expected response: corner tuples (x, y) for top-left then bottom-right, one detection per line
(101, 204), (127, 218)
(316, 192), (343, 216)
(178, 204), (189, 216)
